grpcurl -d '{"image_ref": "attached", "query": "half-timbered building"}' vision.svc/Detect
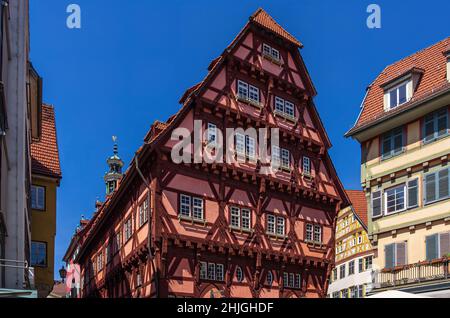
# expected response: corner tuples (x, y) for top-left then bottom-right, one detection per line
(75, 8), (348, 298)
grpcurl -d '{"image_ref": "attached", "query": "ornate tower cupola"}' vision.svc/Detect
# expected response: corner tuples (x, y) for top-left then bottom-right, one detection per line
(104, 136), (124, 195)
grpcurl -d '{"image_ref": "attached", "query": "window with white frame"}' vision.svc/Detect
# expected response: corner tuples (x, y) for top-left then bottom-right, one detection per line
(249, 85), (259, 102)
(179, 194), (204, 221)
(199, 262), (225, 281)
(306, 223), (313, 241)
(235, 133), (256, 160)
(283, 272), (301, 289)
(276, 216), (285, 236)
(385, 184), (406, 214)
(267, 214), (276, 234)
(423, 107), (449, 143)
(207, 263), (216, 280)
(387, 81), (410, 109)
(139, 199), (149, 227)
(303, 156), (311, 176)
(207, 123), (217, 144)
(313, 225), (322, 243)
(216, 264), (224, 281)
(242, 209), (251, 230)
(180, 194), (191, 217)
(237, 80), (248, 98)
(31, 185), (45, 210)
(237, 80), (260, 104)
(273, 96), (295, 119)
(245, 135), (256, 159)
(97, 252), (103, 272)
(229, 206), (251, 231)
(262, 43), (280, 61)
(124, 218), (133, 241)
(281, 148), (290, 170)
(192, 197), (204, 220)
(272, 146), (290, 170)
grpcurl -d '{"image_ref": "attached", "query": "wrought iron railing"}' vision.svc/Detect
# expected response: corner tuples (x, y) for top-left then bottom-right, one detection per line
(372, 258), (450, 289)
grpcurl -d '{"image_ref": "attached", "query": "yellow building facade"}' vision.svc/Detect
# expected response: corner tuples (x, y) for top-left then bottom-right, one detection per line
(328, 191), (373, 298)
(30, 104), (62, 298)
(346, 38), (450, 297)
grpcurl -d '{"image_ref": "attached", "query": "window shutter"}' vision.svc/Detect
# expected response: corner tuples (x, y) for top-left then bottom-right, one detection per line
(396, 242), (407, 266)
(371, 191), (382, 218)
(424, 173), (437, 203)
(437, 109), (448, 137)
(439, 232), (450, 258)
(424, 114), (436, 142)
(438, 168), (449, 200)
(426, 234), (439, 261)
(393, 128), (403, 155)
(385, 244), (395, 269)
(381, 134), (392, 159)
(407, 179), (418, 208)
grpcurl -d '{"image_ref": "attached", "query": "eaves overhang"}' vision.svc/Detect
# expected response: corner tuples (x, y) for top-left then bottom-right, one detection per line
(345, 84), (450, 142)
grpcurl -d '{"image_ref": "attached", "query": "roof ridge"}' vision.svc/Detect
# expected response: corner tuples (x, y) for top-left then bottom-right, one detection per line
(383, 36), (449, 72)
(249, 7), (302, 47)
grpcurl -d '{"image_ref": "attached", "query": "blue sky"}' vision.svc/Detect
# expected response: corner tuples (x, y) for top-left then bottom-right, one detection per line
(29, 0), (449, 276)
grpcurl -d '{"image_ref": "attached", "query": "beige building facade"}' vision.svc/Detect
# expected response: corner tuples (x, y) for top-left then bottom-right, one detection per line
(346, 37), (450, 297)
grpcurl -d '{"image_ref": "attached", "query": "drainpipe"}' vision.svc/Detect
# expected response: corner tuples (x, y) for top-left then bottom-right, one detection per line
(134, 153), (159, 298)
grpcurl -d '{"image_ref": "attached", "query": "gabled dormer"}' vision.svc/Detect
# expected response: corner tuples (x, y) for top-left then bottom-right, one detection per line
(381, 67), (424, 111)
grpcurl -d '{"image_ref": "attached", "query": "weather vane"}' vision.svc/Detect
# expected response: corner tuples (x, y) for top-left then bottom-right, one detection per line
(112, 135), (117, 143)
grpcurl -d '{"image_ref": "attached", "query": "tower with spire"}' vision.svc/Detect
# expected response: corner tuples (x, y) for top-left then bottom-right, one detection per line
(104, 136), (124, 195)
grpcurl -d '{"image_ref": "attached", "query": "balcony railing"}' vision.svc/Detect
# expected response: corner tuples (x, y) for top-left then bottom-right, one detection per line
(372, 258), (450, 289)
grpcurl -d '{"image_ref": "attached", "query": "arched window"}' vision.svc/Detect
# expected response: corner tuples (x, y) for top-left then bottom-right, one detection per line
(236, 266), (243, 282)
(266, 271), (273, 286)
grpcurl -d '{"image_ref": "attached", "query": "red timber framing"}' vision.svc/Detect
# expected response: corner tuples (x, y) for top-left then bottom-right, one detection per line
(75, 8), (349, 298)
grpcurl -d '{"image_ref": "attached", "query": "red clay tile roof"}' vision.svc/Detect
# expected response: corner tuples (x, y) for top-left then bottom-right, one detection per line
(250, 8), (302, 47)
(31, 104), (62, 178)
(350, 37), (450, 132)
(345, 190), (367, 227)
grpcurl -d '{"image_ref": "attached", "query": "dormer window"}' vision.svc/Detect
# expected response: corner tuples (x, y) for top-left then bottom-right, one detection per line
(387, 81), (410, 109)
(262, 44), (281, 63)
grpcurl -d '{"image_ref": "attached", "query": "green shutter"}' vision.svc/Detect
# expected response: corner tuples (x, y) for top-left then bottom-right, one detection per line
(385, 244), (395, 269)
(426, 234), (439, 261)
(439, 233), (450, 258)
(371, 191), (382, 218)
(424, 173), (437, 203)
(438, 169), (449, 200)
(396, 242), (407, 266)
